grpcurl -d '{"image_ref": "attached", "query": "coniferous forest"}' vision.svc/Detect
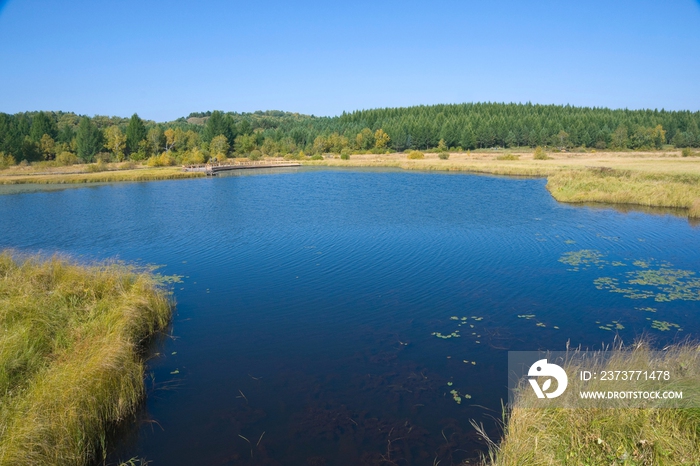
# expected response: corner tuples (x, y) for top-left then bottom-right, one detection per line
(1, 103), (699, 168)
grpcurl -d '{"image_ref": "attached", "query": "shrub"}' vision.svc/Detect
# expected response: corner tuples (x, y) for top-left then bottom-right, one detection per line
(310, 154), (323, 160)
(533, 146), (551, 160)
(181, 148), (205, 165)
(129, 150), (147, 162)
(682, 148), (697, 157)
(0, 152), (17, 169)
(340, 148), (351, 158)
(118, 161), (136, 170)
(248, 150), (262, 161)
(55, 151), (80, 166)
(86, 160), (108, 172)
(497, 153), (520, 160)
(438, 152), (450, 160)
(146, 152), (176, 167)
(95, 152), (112, 163)
(407, 150), (425, 160)
(340, 152), (350, 160)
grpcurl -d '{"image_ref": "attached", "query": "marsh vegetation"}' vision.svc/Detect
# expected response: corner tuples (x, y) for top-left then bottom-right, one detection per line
(488, 342), (700, 466)
(0, 252), (172, 466)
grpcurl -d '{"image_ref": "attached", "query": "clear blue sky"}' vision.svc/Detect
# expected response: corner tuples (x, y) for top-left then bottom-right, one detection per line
(0, 0), (698, 121)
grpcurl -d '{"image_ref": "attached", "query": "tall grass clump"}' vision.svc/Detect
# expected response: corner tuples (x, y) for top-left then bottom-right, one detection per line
(486, 341), (700, 465)
(86, 160), (108, 173)
(0, 252), (172, 466)
(496, 153), (519, 161)
(407, 150), (425, 160)
(533, 146), (551, 160)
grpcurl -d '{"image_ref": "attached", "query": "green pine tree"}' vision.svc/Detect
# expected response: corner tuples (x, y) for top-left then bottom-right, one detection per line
(125, 113), (147, 155)
(29, 111), (57, 142)
(76, 117), (103, 162)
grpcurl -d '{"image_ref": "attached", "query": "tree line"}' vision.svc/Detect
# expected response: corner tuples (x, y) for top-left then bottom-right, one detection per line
(1, 103), (699, 167)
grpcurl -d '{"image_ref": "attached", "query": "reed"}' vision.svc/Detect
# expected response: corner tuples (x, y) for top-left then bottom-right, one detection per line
(0, 252), (172, 466)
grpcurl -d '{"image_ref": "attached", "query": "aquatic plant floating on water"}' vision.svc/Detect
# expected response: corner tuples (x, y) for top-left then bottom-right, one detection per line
(432, 331), (460, 339)
(651, 320), (682, 331)
(559, 249), (608, 271)
(598, 320), (624, 331)
(595, 268), (700, 302)
(448, 387), (472, 404)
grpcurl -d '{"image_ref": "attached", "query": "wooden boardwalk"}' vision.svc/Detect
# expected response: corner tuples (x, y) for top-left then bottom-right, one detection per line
(182, 161), (301, 175)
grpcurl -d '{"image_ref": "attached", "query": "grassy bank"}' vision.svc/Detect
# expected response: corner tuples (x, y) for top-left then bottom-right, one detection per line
(547, 169), (700, 212)
(0, 164), (203, 185)
(487, 343), (700, 465)
(0, 252), (172, 466)
(304, 150), (700, 217)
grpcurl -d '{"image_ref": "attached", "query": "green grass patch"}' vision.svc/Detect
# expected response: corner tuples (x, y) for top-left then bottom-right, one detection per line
(0, 251), (172, 465)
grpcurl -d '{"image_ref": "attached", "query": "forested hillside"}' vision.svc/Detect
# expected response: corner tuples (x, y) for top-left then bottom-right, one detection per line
(1, 103), (699, 168)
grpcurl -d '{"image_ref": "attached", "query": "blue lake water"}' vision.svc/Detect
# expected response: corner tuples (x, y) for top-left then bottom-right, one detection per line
(1, 167), (698, 465)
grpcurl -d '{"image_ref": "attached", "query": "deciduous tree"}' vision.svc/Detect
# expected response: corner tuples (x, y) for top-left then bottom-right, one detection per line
(39, 134), (56, 160)
(104, 126), (126, 161)
(374, 129), (390, 150)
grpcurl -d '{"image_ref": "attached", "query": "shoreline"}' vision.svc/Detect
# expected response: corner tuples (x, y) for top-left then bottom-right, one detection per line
(1, 150), (699, 218)
(303, 150), (700, 217)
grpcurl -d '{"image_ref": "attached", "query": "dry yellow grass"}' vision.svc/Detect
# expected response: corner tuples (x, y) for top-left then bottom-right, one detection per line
(0, 164), (203, 185)
(0, 252), (172, 466)
(488, 343), (700, 466)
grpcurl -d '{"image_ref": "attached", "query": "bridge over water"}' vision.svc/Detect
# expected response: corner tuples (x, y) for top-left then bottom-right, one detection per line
(182, 160), (301, 175)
